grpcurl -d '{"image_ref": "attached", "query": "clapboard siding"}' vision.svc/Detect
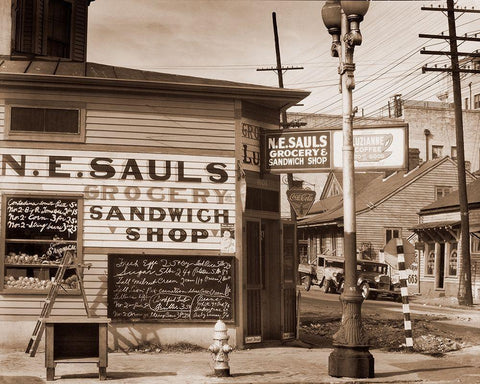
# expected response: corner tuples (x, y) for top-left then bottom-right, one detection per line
(356, 161), (473, 257)
(0, 87), (238, 318)
(0, 93), (236, 155)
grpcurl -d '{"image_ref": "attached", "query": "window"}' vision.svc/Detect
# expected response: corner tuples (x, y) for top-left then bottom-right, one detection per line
(475, 94), (480, 109)
(465, 98), (469, 110)
(1, 196), (82, 294)
(385, 228), (401, 245)
(451, 146), (457, 161)
(11, 107), (79, 133)
(426, 245), (435, 275)
(13, 0), (87, 61)
(448, 244), (458, 276)
(432, 145), (443, 159)
(435, 186), (453, 200)
(6, 101), (85, 143)
(47, 0), (72, 58)
(472, 234), (480, 254)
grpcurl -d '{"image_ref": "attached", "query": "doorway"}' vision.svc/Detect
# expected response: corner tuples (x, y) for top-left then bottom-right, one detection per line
(436, 243), (445, 289)
(245, 219), (282, 343)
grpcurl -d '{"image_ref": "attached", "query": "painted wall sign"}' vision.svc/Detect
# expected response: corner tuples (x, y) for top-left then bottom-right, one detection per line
(263, 125), (407, 173)
(264, 131), (331, 172)
(107, 254), (234, 321)
(241, 119), (277, 173)
(0, 149), (235, 250)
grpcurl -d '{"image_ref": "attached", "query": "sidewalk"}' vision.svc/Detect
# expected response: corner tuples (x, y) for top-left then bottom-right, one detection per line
(2, 344), (480, 384)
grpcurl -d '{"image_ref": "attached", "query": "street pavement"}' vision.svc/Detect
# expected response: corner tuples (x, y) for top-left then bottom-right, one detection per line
(1, 342), (480, 384)
(2, 298), (479, 384)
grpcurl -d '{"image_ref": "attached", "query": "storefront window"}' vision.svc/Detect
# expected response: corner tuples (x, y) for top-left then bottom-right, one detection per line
(448, 244), (458, 276)
(426, 244), (435, 275)
(1, 196), (81, 293)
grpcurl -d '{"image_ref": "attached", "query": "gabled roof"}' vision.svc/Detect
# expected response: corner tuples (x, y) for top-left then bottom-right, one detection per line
(419, 178), (480, 214)
(0, 60), (309, 109)
(299, 157), (461, 227)
(319, 171), (383, 200)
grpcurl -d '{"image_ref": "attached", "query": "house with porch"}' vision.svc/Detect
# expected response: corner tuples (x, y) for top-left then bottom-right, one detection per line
(298, 156), (476, 267)
(411, 178), (480, 300)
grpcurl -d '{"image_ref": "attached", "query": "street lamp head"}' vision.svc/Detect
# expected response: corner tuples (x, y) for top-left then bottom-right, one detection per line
(341, 0), (369, 46)
(321, 0), (342, 57)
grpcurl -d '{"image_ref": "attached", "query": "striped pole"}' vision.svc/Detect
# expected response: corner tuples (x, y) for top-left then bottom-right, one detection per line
(396, 238), (414, 349)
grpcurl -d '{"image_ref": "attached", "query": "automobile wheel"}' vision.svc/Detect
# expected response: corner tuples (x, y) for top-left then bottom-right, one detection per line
(302, 275), (312, 291)
(360, 282), (370, 300)
(323, 279), (331, 293)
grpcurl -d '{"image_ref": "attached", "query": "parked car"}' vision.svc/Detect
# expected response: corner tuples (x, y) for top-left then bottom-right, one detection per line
(298, 256), (401, 301)
(356, 259), (401, 301)
(298, 254), (344, 293)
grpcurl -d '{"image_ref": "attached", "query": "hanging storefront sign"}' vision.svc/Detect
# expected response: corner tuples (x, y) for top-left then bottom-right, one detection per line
(264, 124), (407, 173)
(264, 131), (331, 172)
(286, 187), (316, 218)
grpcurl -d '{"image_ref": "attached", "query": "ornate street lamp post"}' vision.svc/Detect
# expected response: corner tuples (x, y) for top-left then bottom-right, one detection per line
(321, 0), (374, 378)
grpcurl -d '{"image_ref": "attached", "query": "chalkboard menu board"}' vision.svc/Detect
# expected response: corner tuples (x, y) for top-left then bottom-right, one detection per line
(6, 197), (78, 240)
(108, 254), (234, 322)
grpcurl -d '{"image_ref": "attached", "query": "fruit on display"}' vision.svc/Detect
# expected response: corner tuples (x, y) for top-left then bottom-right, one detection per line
(3, 275), (79, 290)
(4, 251), (60, 265)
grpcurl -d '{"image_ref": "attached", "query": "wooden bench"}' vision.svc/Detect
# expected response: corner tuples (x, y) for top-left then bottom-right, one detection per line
(44, 317), (110, 381)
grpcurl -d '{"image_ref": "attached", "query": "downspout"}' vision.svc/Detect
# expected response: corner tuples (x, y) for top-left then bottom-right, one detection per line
(469, 82), (472, 110)
(424, 129), (431, 161)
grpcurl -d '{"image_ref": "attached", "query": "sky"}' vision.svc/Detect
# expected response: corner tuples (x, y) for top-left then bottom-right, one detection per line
(87, 0), (480, 119)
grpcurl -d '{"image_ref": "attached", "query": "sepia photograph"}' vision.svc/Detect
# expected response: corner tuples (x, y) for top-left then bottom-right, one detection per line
(0, 0), (480, 382)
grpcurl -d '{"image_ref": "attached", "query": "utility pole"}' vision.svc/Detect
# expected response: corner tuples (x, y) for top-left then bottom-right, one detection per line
(257, 12), (304, 220)
(420, 1), (480, 306)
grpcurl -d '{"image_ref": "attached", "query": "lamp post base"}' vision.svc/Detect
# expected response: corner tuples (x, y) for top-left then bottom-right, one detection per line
(328, 345), (374, 378)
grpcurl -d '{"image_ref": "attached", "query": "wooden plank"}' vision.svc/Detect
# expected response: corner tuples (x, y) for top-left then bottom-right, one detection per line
(0, 61), (30, 73)
(85, 136), (235, 150)
(45, 317), (110, 323)
(87, 122), (234, 134)
(86, 130), (234, 144)
(26, 61), (58, 75)
(56, 62), (86, 77)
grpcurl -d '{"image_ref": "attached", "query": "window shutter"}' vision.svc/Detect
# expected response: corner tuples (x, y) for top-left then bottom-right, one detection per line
(14, 0), (33, 53)
(14, 0), (45, 55)
(34, 0), (46, 54)
(71, 0), (88, 61)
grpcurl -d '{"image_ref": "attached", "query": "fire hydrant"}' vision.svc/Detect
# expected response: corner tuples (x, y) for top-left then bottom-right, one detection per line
(208, 319), (233, 377)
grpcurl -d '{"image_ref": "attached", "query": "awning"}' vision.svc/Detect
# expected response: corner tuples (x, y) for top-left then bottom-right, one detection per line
(410, 220), (460, 231)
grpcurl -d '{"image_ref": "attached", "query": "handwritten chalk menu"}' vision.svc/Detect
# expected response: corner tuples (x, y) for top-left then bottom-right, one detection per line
(6, 197), (78, 240)
(108, 254), (234, 322)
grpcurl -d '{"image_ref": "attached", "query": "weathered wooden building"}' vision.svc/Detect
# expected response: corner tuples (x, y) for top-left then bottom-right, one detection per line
(0, 0), (308, 349)
(298, 157), (476, 268)
(412, 178), (480, 300)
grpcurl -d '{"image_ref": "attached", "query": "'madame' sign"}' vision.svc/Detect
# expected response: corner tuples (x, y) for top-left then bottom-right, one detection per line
(264, 124), (407, 173)
(265, 131), (331, 172)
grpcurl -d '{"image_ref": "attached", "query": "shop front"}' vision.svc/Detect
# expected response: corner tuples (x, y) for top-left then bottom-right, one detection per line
(0, 64), (307, 350)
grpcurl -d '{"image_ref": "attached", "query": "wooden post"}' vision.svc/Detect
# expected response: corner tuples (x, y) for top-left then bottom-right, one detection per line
(446, 0), (473, 306)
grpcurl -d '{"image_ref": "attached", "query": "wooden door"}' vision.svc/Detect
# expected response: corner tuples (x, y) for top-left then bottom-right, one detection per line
(281, 222), (297, 340)
(245, 220), (262, 343)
